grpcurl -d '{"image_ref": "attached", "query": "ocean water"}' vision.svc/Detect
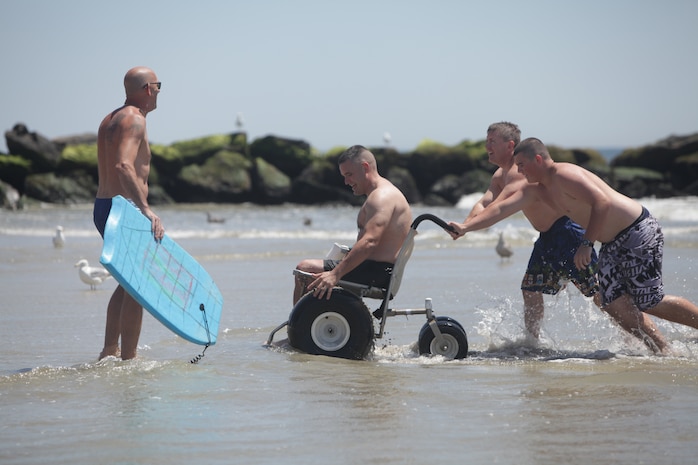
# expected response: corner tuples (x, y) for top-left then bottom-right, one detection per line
(1, 196), (698, 465)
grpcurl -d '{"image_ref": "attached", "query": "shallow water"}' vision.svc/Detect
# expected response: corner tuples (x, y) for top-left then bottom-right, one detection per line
(2, 198), (698, 464)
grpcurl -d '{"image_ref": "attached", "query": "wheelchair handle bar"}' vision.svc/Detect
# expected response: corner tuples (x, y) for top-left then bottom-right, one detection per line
(410, 213), (456, 233)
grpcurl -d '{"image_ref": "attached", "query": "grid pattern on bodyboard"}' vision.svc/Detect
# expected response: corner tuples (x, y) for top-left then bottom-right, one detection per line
(112, 221), (221, 343)
(118, 226), (194, 321)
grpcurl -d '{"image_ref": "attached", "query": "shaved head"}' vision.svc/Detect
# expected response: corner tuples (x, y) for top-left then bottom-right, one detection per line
(124, 66), (156, 96)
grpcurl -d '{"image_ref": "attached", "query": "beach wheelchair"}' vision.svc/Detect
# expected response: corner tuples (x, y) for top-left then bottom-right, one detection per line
(266, 214), (468, 360)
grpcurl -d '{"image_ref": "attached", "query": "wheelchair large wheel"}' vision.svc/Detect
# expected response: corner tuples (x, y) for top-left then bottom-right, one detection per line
(418, 319), (468, 359)
(288, 289), (374, 360)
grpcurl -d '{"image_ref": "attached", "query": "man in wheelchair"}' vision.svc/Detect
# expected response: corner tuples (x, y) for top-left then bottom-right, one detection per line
(293, 145), (412, 305)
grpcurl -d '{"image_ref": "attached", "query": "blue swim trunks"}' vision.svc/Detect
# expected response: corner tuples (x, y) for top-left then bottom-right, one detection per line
(93, 197), (112, 239)
(521, 216), (599, 297)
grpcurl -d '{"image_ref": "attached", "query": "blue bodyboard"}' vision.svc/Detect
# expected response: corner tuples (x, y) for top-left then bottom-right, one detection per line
(100, 195), (223, 345)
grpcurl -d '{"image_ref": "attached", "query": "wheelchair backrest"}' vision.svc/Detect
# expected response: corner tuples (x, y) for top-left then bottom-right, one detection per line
(386, 227), (417, 298)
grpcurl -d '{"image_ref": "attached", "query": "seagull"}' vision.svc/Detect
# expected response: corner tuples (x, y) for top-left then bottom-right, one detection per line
(74, 259), (112, 290)
(383, 131), (392, 147)
(52, 226), (65, 248)
(206, 212), (226, 224)
(496, 232), (514, 261)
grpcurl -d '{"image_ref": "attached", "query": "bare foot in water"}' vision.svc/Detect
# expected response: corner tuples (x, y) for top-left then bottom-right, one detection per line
(99, 345), (121, 360)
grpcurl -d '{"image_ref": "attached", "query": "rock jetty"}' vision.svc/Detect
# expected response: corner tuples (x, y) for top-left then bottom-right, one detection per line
(1, 122), (697, 210)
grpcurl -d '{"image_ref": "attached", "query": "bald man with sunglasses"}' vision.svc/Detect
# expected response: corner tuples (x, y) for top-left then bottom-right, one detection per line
(94, 66), (165, 360)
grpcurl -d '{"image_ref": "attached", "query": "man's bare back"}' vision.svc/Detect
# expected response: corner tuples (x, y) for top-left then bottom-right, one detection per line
(534, 162), (643, 243)
(355, 177), (411, 263)
(97, 105), (151, 206)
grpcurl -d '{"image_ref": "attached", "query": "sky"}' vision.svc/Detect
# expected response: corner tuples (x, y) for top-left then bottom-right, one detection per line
(1, 0), (697, 154)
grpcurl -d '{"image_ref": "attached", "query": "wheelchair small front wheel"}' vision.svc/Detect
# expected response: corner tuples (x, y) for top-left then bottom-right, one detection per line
(418, 319), (468, 359)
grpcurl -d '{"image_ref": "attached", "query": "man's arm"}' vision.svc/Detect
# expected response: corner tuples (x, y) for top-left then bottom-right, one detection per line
(465, 169), (504, 220)
(554, 165), (611, 269)
(114, 113), (149, 209)
(448, 179), (534, 238)
(113, 112), (164, 240)
(310, 188), (393, 299)
(562, 170), (611, 245)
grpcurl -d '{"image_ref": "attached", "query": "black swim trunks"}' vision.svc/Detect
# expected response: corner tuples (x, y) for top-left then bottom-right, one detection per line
(597, 207), (664, 310)
(521, 216), (599, 297)
(324, 259), (394, 289)
(93, 197), (112, 239)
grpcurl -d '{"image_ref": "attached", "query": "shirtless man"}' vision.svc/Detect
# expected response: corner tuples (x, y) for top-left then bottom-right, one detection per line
(448, 122), (599, 340)
(513, 137), (698, 353)
(293, 145), (412, 304)
(94, 66), (165, 360)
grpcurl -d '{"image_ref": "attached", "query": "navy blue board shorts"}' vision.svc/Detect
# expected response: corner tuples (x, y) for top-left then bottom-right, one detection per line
(521, 216), (599, 297)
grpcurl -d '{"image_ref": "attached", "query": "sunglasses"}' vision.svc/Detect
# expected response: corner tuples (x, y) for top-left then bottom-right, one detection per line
(143, 82), (162, 90)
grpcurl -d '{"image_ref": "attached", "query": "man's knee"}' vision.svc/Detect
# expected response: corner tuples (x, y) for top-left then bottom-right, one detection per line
(296, 258), (325, 273)
(296, 259), (315, 272)
(522, 289), (544, 305)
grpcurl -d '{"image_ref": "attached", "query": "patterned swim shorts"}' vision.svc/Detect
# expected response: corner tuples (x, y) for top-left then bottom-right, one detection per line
(597, 207), (664, 310)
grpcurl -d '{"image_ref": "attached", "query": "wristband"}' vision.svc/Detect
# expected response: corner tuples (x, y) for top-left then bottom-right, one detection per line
(580, 239), (594, 248)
